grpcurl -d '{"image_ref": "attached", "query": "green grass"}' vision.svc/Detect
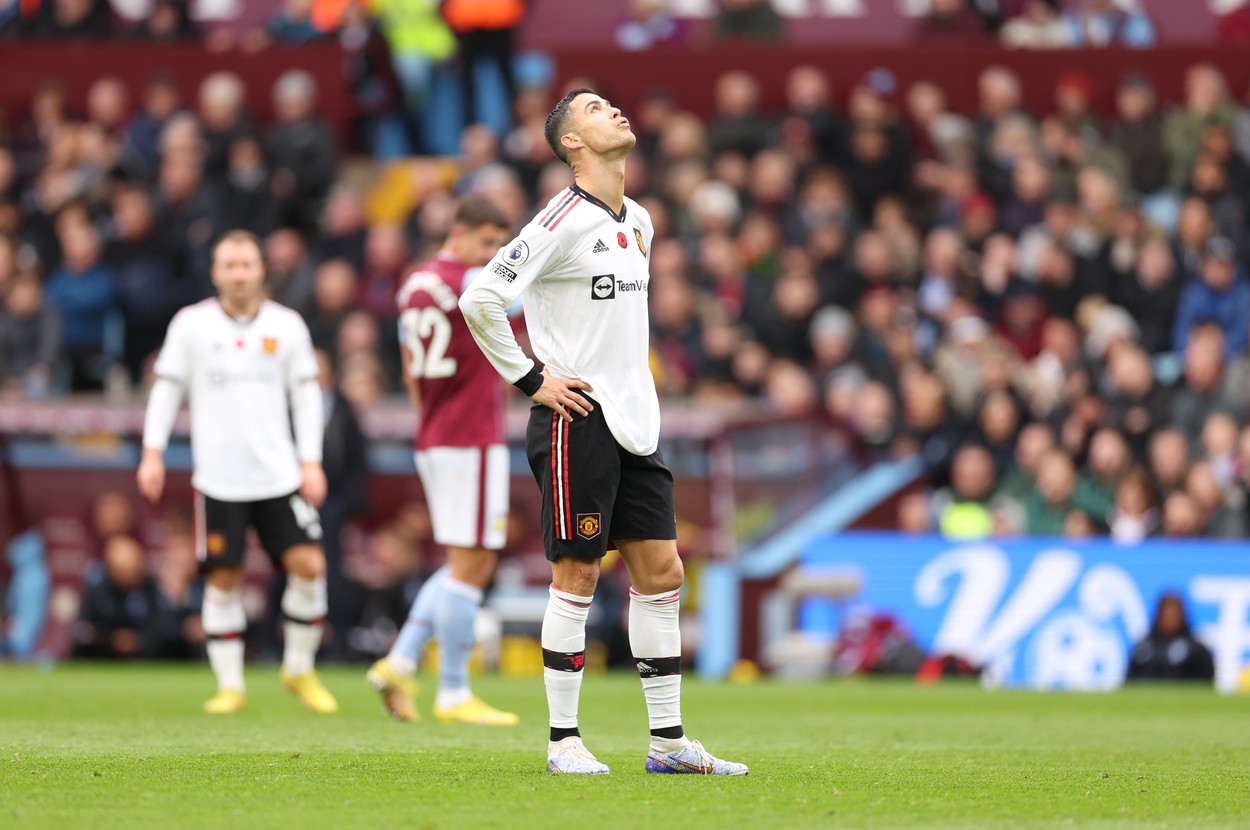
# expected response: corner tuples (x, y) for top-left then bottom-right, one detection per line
(1, 664), (1247, 829)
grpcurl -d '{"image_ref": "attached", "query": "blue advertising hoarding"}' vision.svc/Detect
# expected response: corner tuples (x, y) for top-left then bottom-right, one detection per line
(800, 533), (1250, 692)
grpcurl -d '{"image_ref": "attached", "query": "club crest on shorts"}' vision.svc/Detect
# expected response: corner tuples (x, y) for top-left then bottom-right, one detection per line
(262, 337), (278, 354)
(633, 228), (647, 257)
(206, 532), (226, 556)
(576, 513), (601, 540)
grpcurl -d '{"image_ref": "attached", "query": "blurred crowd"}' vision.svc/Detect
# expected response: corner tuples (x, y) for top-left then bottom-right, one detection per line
(2, 6), (1250, 566)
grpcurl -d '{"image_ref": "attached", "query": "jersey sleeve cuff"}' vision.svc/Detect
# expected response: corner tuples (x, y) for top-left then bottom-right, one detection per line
(513, 366), (544, 397)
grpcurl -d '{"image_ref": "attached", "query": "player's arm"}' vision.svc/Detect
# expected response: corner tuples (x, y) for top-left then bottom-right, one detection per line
(398, 342), (422, 413)
(458, 225), (593, 422)
(137, 313), (190, 503)
(287, 320), (327, 508)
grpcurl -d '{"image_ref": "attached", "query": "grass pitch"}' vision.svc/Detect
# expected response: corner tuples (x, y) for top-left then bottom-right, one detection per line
(1, 664), (1247, 829)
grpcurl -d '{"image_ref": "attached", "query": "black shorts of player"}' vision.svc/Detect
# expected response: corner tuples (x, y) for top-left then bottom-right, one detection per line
(195, 490), (323, 572)
(525, 398), (676, 561)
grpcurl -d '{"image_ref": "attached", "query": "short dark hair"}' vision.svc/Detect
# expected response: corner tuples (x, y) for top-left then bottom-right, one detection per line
(453, 195), (511, 230)
(212, 228), (264, 263)
(544, 87), (596, 166)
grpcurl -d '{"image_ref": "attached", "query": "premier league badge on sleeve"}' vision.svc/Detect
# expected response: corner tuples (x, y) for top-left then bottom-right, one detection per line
(504, 239), (530, 267)
(633, 228), (647, 257)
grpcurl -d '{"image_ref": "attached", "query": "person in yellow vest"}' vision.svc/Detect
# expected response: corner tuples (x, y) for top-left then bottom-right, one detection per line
(371, 0), (458, 151)
(441, 0), (527, 129)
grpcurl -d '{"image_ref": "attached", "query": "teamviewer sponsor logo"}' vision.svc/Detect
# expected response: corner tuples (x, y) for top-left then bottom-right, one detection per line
(490, 261), (517, 282)
(591, 274), (615, 300)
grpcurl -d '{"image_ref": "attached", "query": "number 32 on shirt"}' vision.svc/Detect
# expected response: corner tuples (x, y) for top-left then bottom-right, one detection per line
(400, 307), (457, 379)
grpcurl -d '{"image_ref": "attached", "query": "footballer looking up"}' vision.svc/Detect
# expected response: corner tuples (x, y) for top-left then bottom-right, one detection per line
(460, 89), (748, 776)
(138, 230), (336, 716)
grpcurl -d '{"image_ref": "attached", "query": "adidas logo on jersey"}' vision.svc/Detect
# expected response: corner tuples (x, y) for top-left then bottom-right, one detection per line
(592, 239), (610, 254)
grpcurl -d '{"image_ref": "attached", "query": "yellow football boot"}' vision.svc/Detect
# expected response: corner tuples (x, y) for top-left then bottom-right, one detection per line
(203, 689), (246, 715)
(280, 669), (339, 714)
(366, 658), (420, 722)
(433, 696), (519, 726)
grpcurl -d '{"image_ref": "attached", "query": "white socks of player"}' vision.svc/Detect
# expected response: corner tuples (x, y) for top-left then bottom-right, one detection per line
(203, 584), (246, 693)
(542, 585), (592, 740)
(630, 587), (687, 752)
(281, 575), (327, 678)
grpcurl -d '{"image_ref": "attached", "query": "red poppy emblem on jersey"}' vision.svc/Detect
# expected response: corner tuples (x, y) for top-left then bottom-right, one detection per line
(617, 232), (627, 248)
(235, 339), (244, 349)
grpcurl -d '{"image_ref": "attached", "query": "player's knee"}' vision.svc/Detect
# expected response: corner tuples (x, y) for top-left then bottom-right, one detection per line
(284, 545), (325, 580)
(654, 555), (684, 593)
(205, 566), (244, 591)
(553, 557), (600, 596)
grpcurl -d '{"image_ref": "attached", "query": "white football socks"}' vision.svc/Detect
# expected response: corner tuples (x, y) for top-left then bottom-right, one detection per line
(203, 584), (246, 693)
(629, 587), (686, 750)
(281, 575), (327, 678)
(542, 585), (592, 733)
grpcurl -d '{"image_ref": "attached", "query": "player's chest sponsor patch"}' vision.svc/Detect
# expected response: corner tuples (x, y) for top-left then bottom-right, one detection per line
(589, 274), (647, 300)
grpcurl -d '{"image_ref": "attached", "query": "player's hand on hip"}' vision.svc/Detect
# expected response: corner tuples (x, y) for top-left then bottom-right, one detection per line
(533, 370), (594, 422)
(136, 449), (166, 504)
(299, 461), (328, 508)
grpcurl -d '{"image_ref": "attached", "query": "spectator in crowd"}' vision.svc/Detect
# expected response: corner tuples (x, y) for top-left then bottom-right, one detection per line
(442, 0), (527, 129)
(1000, 0), (1070, 48)
(1106, 74), (1169, 198)
(371, 0), (457, 154)
(1063, 0), (1156, 48)
(918, 0), (990, 41)
(1160, 490), (1205, 537)
(315, 348), (370, 659)
(317, 187), (368, 270)
(615, 0), (690, 51)
(708, 71), (773, 159)
(0, 270), (60, 398)
(1186, 460), (1246, 538)
(1022, 448), (1081, 534)
(120, 73), (184, 183)
(712, 0), (783, 42)
(136, 0), (199, 41)
(268, 0), (324, 44)
(42, 219), (118, 390)
(306, 258), (358, 354)
(219, 134), (279, 238)
(935, 443), (998, 539)
(107, 182), (184, 381)
(1076, 427), (1132, 521)
(197, 72), (254, 182)
(1112, 237), (1180, 355)
(34, 0), (113, 38)
(1101, 342), (1168, 459)
(267, 70), (337, 231)
(1127, 592), (1214, 681)
(1165, 64), (1236, 191)
(72, 534), (186, 659)
(1171, 237), (1250, 357)
(264, 227), (318, 314)
(1107, 466), (1158, 543)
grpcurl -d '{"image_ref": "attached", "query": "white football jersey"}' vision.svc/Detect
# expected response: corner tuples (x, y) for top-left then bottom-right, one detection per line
(461, 185), (661, 455)
(150, 299), (321, 501)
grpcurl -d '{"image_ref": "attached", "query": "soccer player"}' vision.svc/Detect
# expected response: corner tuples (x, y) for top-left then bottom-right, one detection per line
(137, 230), (336, 716)
(365, 196), (519, 726)
(459, 89), (748, 775)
